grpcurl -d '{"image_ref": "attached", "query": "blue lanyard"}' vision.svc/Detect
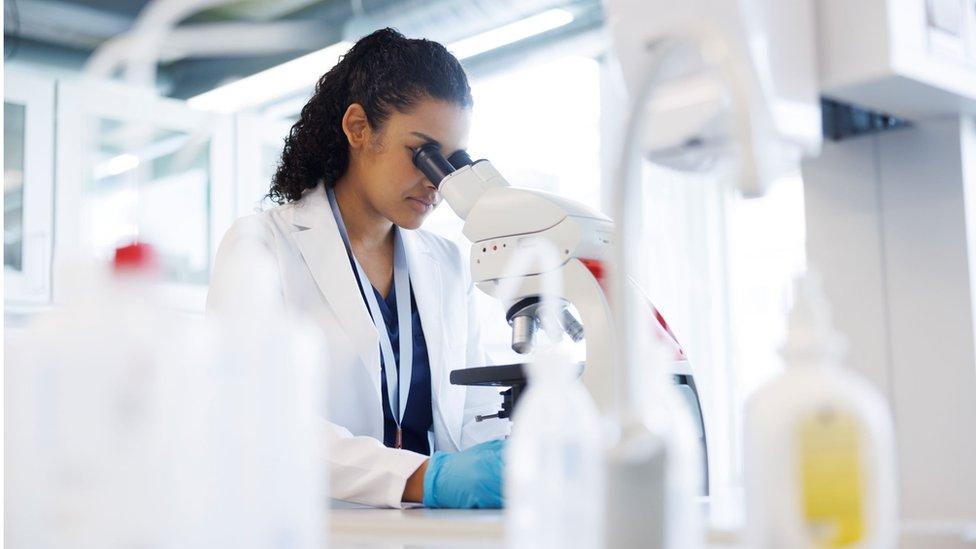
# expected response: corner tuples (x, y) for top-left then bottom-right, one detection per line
(327, 186), (413, 447)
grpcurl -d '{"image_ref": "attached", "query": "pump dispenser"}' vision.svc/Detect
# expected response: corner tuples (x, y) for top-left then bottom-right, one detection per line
(744, 273), (898, 549)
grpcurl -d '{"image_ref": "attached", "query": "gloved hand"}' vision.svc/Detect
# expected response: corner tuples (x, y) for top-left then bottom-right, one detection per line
(422, 439), (505, 509)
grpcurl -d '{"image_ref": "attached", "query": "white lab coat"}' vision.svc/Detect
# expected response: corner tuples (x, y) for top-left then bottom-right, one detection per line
(206, 182), (507, 508)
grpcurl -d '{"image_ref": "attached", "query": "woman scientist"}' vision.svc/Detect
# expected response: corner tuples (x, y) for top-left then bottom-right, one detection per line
(206, 28), (508, 508)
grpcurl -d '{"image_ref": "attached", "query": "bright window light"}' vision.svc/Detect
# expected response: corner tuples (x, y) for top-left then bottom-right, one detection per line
(448, 9), (574, 60)
(187, 9), (575, 114)
(187, 41), (353, 113)
(94, 153), (140, 179)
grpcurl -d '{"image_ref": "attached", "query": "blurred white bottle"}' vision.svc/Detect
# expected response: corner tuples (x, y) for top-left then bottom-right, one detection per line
(204, 248), (326, 549)
(505, 349), (604, 549)
(6, 244), (197, 548)
(744, 274), (898, 549)
(5, 243), (325, 549)
(604, 283), (704, 549)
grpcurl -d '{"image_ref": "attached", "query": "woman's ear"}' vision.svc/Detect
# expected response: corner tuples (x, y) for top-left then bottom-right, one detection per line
(341, 103), (371, 149)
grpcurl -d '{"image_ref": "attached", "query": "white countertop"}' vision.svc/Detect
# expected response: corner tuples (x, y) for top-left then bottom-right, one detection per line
(326, 499), (976, 548)
(331, 507), (505, 548)
(328, 505), (746, 549)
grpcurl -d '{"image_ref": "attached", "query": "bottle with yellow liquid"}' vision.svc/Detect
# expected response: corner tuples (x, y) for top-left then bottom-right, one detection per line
(744, 274), (897, 549)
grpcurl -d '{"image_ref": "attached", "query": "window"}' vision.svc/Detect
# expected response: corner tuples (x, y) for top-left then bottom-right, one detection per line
(86, 120), (212, 285)
(5, 102), (27, 272)
(4, 69), (55, 307)
(55, 79), (234, 310)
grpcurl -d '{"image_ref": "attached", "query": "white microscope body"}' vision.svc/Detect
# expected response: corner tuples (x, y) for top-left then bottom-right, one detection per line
(442, 159), (619, 410)
(416, 148), (703, 458)
(428, 150), (697, 414)
(424, 149), (709, 546)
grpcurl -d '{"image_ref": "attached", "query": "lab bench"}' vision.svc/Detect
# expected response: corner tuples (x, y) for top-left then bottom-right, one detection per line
(328, 506), (745, 548)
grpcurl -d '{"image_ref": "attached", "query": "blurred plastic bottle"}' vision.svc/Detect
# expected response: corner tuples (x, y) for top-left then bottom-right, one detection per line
(505, 349), (604, 549)
(5, 243), (325, 549)
(744, 274), (897, 549)
(603, 283), (704, 549)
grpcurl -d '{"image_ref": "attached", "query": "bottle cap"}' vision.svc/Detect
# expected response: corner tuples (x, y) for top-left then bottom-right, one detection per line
(113, 242), (160, 274)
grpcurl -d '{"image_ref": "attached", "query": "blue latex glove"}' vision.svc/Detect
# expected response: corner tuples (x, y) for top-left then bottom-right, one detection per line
(422, 439), (505, 509)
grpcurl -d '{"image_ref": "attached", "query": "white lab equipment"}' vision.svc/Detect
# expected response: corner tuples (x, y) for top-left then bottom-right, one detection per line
(603, 0), (976, 545)
(412, 146), (703, 436)
(5, 243), (325, 549)
(803, 2), (976, 545)
(603, 0), (821, 197)
(815, 0), (976, 118)
(412, 142), (705, 548)
(503, 242), (604, 549)
(599, 0), (821, 545)
(629, 286), (706, 549)
(603, 327), (705, 549)
(744, 274), (897, 549)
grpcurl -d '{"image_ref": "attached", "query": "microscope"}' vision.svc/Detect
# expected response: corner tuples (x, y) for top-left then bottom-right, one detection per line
(412, 144), (708, 492)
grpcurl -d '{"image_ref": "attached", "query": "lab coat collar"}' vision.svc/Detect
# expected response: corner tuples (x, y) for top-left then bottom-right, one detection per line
(289, 183), (382, 397)
(288, 183), (434, 257)
(401, 230), (461, 450)
(401, 232), (444, 392)
(288, 184), (458, 447)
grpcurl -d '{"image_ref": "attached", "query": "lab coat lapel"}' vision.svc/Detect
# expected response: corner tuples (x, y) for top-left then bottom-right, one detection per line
(402, 232), (443, 399)
(403, 231), (461, 449)
(289, 185), (382, 400)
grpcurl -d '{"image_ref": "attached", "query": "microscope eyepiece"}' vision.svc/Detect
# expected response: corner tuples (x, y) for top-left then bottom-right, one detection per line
(447, 149), (474, 169)
(412, 142), (456, 188)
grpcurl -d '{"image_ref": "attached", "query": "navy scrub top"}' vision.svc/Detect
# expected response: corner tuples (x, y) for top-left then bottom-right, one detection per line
(371, 284), (434, 455)
(342, 247), (434, 455)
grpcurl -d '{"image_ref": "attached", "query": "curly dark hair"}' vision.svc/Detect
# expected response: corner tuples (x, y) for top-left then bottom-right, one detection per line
(268, 28), (473, 204)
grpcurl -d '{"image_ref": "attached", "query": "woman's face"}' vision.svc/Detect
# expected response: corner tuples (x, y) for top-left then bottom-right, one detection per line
(345, 97), (471, 230)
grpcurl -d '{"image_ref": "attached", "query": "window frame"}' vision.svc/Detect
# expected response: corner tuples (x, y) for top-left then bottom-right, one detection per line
(4, 69), (56, 307)
(54, 77), (234, 311)
(232, 112), (293, 217)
